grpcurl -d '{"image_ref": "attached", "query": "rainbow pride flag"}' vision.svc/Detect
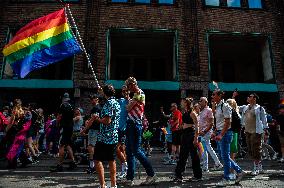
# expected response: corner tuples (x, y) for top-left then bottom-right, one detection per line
(2, 8), (81, 78)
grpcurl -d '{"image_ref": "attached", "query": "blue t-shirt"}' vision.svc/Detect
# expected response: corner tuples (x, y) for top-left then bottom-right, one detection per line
(97, 97), (121, 144)
(118, 98), (128, 131)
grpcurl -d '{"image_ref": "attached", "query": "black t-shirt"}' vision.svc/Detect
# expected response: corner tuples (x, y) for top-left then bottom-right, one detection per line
(90, 104), (102, 130)
(182, 110), (194, 124)
(59, 102), (74, 133)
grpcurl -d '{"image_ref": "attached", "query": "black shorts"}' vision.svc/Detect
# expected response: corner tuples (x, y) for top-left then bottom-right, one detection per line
(172, 130), (182, 145)
(118, 129), (126, 144)
(94, 141), (117, 161)
(59, 132), (73, 146)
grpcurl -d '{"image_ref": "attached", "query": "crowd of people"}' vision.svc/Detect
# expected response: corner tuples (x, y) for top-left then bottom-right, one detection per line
(0, 76), (284, 188)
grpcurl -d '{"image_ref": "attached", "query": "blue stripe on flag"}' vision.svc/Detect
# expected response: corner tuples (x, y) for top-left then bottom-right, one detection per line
(11, 38), (81, 78)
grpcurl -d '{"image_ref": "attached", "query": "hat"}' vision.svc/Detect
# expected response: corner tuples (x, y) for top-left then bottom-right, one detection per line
(62, 93), (70, 102)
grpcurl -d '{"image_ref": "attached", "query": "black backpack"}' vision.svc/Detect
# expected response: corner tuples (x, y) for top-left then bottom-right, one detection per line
(231, 109), (242, 133)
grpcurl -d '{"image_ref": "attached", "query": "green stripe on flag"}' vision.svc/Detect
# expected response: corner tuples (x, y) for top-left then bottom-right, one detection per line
(5, 31), (74, 64)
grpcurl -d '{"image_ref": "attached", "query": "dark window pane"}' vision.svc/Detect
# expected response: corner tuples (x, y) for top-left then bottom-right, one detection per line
(248, 0), (262, 8)
(159, 0), (174, 4)
(227, 0), (241, 7)
(135, 0), (150, 3)
(205, 0), (219, 6)
(112, 0), (127, 2)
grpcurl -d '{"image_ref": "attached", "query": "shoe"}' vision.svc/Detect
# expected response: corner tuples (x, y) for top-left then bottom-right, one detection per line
(32, 156), (39, 164)
(162, 156), (171, 162)
(212, 163), (223, 171)
(216, 178), (233, 186)
(172, 176), (183, 183)
(67, 161), (77, 170)
(272, 153), (278, 160)
(258, 163), (264, 174)
(86, 167), (95, 174)
(107, 185), (117, 188)
(202, 168), (209, 173)
(117, 171), (127, 179)
(188, 177), (203, 182)
(140, 175), (158, 185)
(251, 168), (259, 176)
(278, 158), (284, 163)
(236, 171), (246, 183)
(120, 179), (134, 186)
(164, 159), (176, 165)
(229, 173), (236, 180)
(50, 164), (63, 172)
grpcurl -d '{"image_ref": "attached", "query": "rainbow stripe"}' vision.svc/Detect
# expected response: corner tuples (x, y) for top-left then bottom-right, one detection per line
(2, 8), (81, 78)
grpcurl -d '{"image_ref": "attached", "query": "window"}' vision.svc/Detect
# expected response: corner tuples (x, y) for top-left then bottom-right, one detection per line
(227, 0), (241, 7)
(108, 31), (177, 81)
(248, 0), (262, 8)
(205, 0), (220, 6)
(159, 0), (174, 4)
(135, 0), (150, 3)
(111, 0), (128, 2)
(208, 34), (274, 83)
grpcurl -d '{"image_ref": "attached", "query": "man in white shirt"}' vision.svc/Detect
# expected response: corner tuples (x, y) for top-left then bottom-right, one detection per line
(212, 90), (245, 186)
(241, 93), (268, 175)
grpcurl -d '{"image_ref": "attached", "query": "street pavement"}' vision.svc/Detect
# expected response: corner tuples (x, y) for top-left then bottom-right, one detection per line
(0, 148), (284, 188)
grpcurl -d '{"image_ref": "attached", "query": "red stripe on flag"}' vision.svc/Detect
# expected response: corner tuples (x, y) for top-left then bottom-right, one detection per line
(5, 9), (66, 48)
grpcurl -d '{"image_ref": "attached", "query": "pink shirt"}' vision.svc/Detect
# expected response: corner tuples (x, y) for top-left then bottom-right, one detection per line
(199, 106), (214, 132)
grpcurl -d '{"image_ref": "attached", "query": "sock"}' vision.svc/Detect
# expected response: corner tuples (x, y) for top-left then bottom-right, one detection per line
(89, 160), (94, 168)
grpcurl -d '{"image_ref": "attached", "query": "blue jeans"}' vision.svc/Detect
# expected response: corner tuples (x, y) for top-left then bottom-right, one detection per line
(217, 130), (242, 180)
(126, 121), (155, 180)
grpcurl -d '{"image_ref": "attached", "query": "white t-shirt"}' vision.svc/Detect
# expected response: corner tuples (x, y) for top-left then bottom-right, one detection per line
(214, 100), (232, 131)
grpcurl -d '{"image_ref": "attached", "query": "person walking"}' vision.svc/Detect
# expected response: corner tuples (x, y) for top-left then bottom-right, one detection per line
(212, 90), (245, 186)
(241, 93), (268, 175)
(198, 97), (223, 172)
(173, 97), (202, 182)
(50, 93), (76, 172)
(122, 77), (157, 186)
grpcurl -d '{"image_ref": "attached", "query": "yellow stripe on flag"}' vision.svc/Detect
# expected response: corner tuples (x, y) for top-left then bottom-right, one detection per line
(3, 23), (70, 56)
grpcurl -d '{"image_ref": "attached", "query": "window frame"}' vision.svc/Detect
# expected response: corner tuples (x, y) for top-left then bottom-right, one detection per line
(105, 28), (179, 82)
(202, 0), (265, 10)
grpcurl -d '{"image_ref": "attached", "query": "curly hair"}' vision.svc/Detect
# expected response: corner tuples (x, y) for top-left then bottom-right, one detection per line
(125, 77), (137, 86)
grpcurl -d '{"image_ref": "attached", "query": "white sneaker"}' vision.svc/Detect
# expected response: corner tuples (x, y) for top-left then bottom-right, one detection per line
(117, 171), (127, 179)
(140, 175), (158, 185)
(258, 163), (264, 174)
(236, 171), (246, 183)
(216, 178), (233, 186)
(272, 153), (278, 160)
(107, 185), (117, 188)
(212, 163), (223, 171)
(229, 173), (236, 180)
(251, 168), (259, 176)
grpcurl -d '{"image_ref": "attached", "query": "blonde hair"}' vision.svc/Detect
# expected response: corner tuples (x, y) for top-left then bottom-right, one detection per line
(226, 98), (239, 113)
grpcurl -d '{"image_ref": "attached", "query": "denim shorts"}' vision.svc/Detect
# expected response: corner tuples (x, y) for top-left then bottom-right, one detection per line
(88, 129), (98, 146)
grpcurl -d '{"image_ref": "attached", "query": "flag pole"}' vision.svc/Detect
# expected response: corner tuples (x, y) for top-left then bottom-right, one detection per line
(65, 4), (100, 89)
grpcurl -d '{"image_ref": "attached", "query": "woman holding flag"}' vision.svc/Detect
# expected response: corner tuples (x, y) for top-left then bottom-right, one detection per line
(173, 97), (202, 182)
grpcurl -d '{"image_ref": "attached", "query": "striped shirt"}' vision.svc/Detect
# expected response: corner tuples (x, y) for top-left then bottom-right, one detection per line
(127, 89), (145, 123)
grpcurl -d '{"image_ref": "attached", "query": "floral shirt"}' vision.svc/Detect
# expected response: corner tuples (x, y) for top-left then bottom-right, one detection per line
(97, 97), (121, 144)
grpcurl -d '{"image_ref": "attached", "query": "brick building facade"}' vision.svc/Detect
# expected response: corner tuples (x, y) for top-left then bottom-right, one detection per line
(0, 0), (283, 117)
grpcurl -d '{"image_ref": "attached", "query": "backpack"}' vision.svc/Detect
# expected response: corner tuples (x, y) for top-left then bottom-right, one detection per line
(231, 109), (241, 133)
